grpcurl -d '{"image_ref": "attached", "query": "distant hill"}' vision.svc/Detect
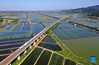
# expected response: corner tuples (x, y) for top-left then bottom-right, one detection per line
(61, 5), (99, 17)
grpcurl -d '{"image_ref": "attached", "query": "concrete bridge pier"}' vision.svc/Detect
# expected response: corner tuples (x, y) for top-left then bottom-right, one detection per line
(42, 34), (45, 37)
(17, 56), (20, 60)
(37, 39), (39, 42)
(29, 45), (32, 49)
(24, 50), (27, 54)
(9, 63), (12, 65)
(40, 36), (43, 39)
(33, 42), (36, 45)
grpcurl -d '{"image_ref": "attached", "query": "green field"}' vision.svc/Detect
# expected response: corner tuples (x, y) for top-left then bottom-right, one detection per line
(49, 54), (64, 65)
(52, 21), (99, 64)
(21, 48), (43, 65)
(62, 37), (99, 64)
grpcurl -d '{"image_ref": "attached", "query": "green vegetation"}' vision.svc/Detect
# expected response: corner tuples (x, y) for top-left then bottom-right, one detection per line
(40, 15), (52, 20)
(35, 50), (51, 65)
(49, 30), (93, 65)
(12, 19), (19, 24)
(49, 54), (64, 65)
(39, 35), (62, 51)
(40, 22), (46, 28)
(0, 16), (3, 21)
(62, 37), (99, 65)
(0, 13), (98, 65)
(21, 48), (43, 65)
(12, 46), (36, 65)
(65, 59), (76, 65)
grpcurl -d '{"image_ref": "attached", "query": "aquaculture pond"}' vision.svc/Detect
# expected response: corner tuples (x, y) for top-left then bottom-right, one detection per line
(0, 31), (31, 39)
(21, 47), (76, 65)
(72, 20), (99, 28)
(30, 16), (45, 22)
(13, 24), (22, 31)
(21, 48), (43, 65)
(19, 16), (28, 23)
(39, 35), (62, 51)
(0, 37), (31, 61)
(32, 24), (44, 35)
(53, 21), (99, 64)
(3, 24), (15, 31)
(53, 21), (99, 40)
(22, 24), (30, 31)
(0, 15), (58, 63)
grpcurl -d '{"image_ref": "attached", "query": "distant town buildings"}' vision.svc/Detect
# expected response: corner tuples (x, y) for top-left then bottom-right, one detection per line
(0, 15), (19, 27)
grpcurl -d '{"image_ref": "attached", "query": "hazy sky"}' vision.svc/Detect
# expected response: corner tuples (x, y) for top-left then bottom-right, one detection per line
(0, 0), (99, 11)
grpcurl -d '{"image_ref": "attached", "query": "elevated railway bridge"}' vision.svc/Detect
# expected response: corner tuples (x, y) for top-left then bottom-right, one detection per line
(0, 15), (94, 65)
